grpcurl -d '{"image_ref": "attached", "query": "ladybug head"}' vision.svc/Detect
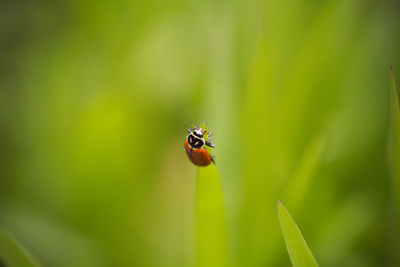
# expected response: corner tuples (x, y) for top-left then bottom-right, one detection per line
(193, 127), (204, 138)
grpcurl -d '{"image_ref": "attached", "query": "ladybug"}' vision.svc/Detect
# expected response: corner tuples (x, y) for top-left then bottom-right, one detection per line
(185, 124), (215, 166)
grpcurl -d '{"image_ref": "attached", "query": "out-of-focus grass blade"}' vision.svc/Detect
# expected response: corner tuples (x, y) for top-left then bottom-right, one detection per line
(277, 201), (318, 267)
(314, 194), (377, 266)
(284, 136), (325, 212)
(196, 164), (228, 267)
(388, 65), (400, 265)
(389, 65), (400, 199)
(0, 226), (41, 267)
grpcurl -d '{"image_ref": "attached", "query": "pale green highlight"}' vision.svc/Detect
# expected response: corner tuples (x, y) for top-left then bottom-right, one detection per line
(0, 226), (41, 267)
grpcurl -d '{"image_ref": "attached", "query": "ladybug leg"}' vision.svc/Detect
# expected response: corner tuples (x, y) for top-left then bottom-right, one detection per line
(206, 141), (215, 148)
(206, 132), (214, 148)
(210, 155), (216, 165)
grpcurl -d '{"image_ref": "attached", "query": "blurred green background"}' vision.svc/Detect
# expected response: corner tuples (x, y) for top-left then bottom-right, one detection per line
(1, 0), (400, 266)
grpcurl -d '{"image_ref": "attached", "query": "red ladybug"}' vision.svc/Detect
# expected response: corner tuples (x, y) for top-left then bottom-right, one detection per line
(185, 124), (215, 166)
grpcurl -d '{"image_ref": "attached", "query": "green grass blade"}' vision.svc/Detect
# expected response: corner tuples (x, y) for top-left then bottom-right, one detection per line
(196, 164), (228, 267)
(389, 66), (400, 198)
(0, 226), (41, 267)
(277, 201), (318, 267)
(388, 65), (400, 264)
(284, 136), (325, 212)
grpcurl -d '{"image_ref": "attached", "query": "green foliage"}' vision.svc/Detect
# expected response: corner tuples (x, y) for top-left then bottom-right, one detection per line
(389, 66), (400, 198)
(284, 136), (325, 212)
(196, 165), (228, 267)
(0, 226), (41, 267)
(277, 201), (318, 267)
(389, 66), (400, 264)
(0, 0), (399, 266)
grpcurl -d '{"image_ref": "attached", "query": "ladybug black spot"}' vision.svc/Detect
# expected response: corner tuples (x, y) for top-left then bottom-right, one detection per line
(188, 134), (204, 148)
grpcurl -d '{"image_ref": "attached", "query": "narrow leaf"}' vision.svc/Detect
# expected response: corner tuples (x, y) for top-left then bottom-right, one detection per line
(277, 201), (318, 267)
(284, 136), (325, 212)
(388, 65), (400, 265)
(0, 226), (41, 267)
(196, 164), (228, 267)
(389, 65), (400, 197)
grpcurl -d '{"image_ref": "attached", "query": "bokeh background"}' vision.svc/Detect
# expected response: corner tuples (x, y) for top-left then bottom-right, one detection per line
(1, 0), (400, 266)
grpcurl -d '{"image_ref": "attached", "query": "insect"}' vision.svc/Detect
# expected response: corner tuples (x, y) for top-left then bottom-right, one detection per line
(185, 123), (215, 166)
